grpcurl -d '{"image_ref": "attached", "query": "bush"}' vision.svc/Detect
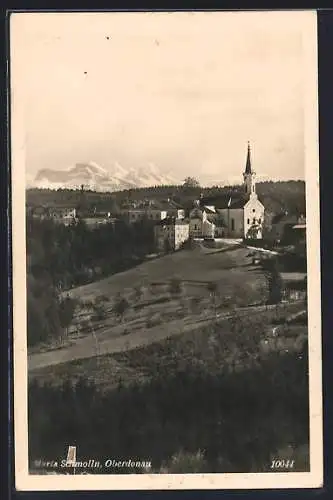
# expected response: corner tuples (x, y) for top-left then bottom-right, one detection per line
(146, 313), (162, 328)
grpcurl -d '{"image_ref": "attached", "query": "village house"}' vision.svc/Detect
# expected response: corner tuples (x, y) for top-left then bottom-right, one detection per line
(189, 202), (216, 239)
(267, 212), (306, 245)
(120, 199), (185, 224)
(30, 206), (77, 225)
(280, 273), (307, 302)
(154, 217), (190, 252)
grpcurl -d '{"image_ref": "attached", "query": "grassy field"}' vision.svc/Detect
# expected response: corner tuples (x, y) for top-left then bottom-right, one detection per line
(28, 243), (273, 368)
(66, 243), (266, 303)
(29, 300), (307, 389)
(28, 242), (307, 372)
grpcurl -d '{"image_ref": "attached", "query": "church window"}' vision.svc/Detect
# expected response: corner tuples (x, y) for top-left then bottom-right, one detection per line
(259, 218), (262, 224)
(231, 219), (235, 231)
(253, 218), (256, 224)
(252, 209), (255, 213)
(247, 218), (250, 225)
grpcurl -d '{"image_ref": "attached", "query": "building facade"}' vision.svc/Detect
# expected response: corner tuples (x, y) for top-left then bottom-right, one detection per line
(120, 199), (184, 224)
(189, 203), (215, 239)
(154, 217), (190, 252)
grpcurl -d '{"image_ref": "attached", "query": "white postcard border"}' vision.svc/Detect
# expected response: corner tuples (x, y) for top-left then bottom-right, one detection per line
(10, 9), (323, 491)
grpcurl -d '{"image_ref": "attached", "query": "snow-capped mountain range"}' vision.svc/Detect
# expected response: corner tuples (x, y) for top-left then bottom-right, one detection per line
(28, 161), (181, 192)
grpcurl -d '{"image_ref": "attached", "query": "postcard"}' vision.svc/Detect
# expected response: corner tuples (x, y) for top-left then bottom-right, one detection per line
(10, 10), (323, 490)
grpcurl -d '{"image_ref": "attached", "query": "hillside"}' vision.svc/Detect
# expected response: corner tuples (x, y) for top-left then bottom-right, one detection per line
(28, 243), (269, 367)
(27, 240), (309, 475)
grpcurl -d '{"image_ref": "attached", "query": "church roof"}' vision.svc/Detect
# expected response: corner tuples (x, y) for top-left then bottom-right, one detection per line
(201, 193), (251, 210)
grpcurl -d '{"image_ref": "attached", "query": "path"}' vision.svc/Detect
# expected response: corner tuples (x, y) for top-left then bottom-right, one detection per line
(28, 304), (281, 372)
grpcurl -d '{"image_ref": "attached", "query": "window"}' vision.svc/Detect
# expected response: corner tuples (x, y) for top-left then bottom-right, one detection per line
(253, 218), (256, 224)
(231, 219), (235, 231)
(247, 218), (250, 225)
(252, 209), (255, 213)
(258, 218), (262, 224)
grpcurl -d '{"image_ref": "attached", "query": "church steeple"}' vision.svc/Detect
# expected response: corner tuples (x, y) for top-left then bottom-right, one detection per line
(243, 141), (256, 196)
(245, 141), (252, 174)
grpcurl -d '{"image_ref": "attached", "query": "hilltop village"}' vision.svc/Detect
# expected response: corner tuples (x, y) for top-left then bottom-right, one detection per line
(27, 143), (306, 252)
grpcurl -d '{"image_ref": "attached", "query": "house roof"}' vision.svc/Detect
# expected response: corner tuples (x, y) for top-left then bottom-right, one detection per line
(122, 199), (184, 211)
(157, 216), (189, 226)
(200, 191), (249, 210)
(203, 206), (216, 214)
(214, 193), (251, 209)
(271, 212), (299, 225)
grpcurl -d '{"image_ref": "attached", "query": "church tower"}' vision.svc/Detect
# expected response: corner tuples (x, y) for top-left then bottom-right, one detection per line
(243, 141), (256, 196)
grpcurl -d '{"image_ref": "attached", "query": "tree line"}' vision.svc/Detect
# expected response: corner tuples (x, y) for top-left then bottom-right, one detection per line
(28, 339), (309, 474)
(26, 216), (155, 347)
(26, 180), (306, 216)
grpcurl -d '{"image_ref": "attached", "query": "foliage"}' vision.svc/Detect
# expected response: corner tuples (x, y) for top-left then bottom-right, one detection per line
(263, 259), (283, 305)
(183, 176), (200, 188)
(168, 278), (183, 298)
(28, 339), (309, 474)
(113, 295), (130, 321)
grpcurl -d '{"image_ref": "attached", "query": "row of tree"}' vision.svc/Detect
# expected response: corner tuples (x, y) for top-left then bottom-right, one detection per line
(28, 339), (309, 474)
(26, 215), (156, 347)
(26, 180), (306, 217)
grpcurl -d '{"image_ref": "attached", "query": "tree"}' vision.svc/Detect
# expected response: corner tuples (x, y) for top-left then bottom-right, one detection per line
(183, 177), (200, 188)
(133, 285), (144, 303)
(168, 278), (183, 299)
(207, 281), (219, 316)
(265, 259), (283, 305)
(190, 295), (202, 314)
(246, 224), (260, 240)
(113, 295), (130, 322)
(164, 238), (173, 254)
(58, 296), (77, 341)
(92, 301), (107, 321)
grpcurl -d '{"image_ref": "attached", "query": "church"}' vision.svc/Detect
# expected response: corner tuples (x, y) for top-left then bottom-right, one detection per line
(190, 142), (265, 239)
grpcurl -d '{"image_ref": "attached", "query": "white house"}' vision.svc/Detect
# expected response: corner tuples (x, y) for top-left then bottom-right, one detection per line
(154, 217), (190, 252)
(189, 203), (215, 239)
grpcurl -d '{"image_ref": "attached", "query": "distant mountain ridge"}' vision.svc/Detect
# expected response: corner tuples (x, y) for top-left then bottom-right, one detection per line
(30, 161), (181, 191)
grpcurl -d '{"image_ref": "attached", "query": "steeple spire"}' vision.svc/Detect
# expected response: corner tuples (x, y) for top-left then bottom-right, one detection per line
(243, 141), (256, 196)
(245, 141), (252, 174)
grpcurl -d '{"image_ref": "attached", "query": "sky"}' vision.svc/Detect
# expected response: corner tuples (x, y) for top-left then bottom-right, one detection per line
(11, 11), (316, 185)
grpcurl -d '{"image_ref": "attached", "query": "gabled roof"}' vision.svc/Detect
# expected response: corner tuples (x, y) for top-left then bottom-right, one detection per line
(157, 216), (189, 226)
(203, 205), (216, 214)
(271, 212), (298, 225)
(206, 193), (251, 210)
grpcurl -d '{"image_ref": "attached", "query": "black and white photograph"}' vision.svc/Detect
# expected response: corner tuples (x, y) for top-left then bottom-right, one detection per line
(10, 10), (323, 490)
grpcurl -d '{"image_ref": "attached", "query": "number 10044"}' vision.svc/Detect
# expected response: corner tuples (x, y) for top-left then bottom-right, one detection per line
(271, 459), (295, 469)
